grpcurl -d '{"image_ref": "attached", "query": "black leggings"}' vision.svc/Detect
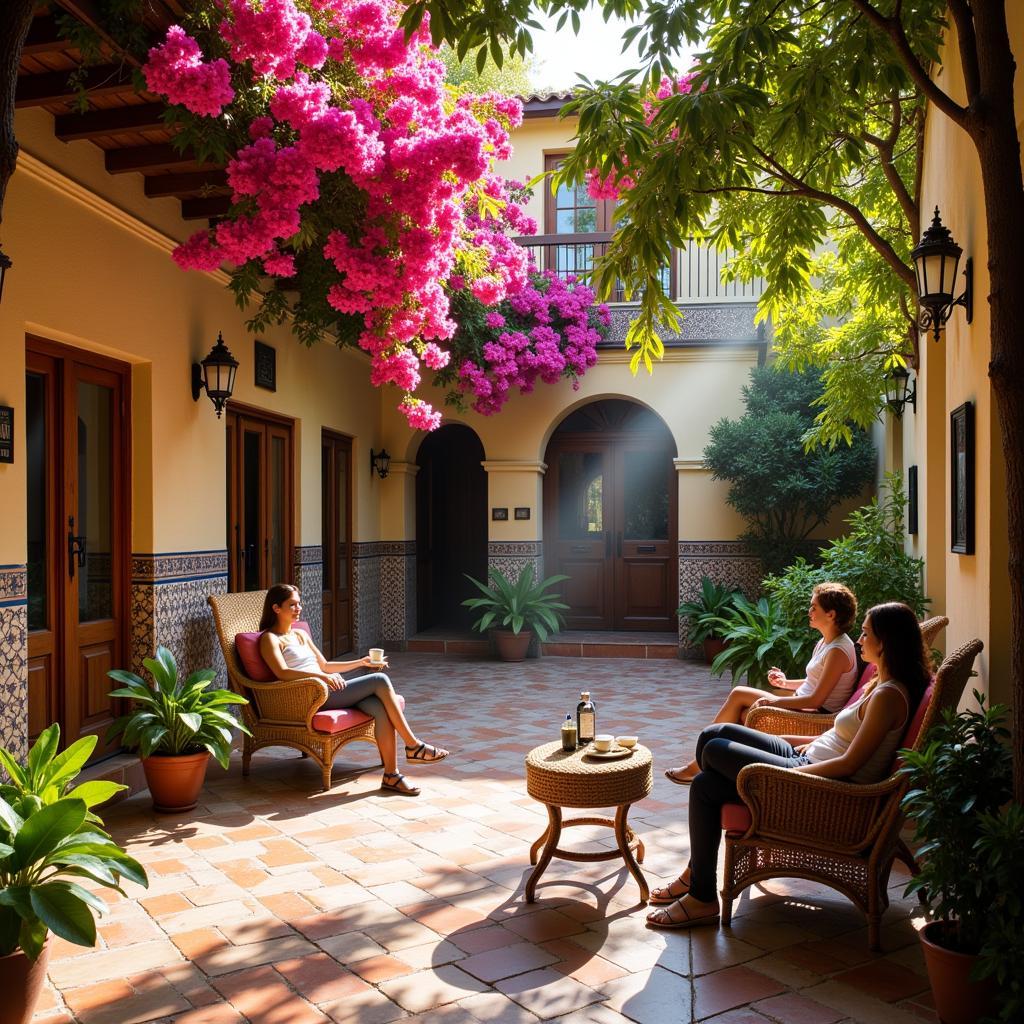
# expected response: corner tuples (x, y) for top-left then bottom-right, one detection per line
(688, 723), (811, 902)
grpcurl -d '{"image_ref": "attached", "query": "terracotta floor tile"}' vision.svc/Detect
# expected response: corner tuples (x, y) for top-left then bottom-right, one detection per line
(752, 992), (845, 1024)
(213, 965), (327, 1024)
(448, 923), (520, 955)
(275, 951), (374, 1002)
(834, 959), (931, 1002)
(168, 1004), (247, 1023)
(348, 953), (418, 983)
(377, 964), (490, 1013)
(197, 934), (318, 976)
(65, 976), (191, 1024)
(458, 940), (559, 983)
(171, 928), (228, 959)
(141, 893), (192, 917)
(601, 966), (695, 1024)
(693, 964), (787, 1019)
(495, 967), (604, 1018)
(501, 908), (585, 943)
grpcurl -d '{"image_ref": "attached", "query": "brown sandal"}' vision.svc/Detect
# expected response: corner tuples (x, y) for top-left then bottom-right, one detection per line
(646, 899), (719, 930)
(648, 874), (691, 905)
(664, 767), (698, 786)
(381, 771), (420, 796)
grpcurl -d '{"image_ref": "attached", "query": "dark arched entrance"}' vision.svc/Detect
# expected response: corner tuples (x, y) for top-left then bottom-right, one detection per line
(416, 424), (487, 631)
(543, 399), (677, 631)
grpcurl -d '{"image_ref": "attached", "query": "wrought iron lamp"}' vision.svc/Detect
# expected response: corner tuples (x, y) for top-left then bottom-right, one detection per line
(191, 333), (238, 418)
(0, 246), (11, 305)
(884, 365), (916, 418)
(911, 207), (972, 341)
(370, 448), (391, 479)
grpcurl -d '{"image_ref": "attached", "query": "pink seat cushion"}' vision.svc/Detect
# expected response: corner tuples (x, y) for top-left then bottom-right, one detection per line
(311, 693), (404, 734)
(234, 621), (312, 682)
(845, 662), (877, 708)
(722, 803), (752, 835)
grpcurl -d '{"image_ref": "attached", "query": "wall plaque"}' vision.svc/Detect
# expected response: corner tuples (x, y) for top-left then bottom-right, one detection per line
(254, 340), (276, 391)
(0, 406), (12, 463)
(491, 507), (509, 521)
(514, 507), (531, 520)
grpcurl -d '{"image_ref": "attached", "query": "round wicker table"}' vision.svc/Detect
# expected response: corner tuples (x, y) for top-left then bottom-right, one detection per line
(524, 741), (653, 902)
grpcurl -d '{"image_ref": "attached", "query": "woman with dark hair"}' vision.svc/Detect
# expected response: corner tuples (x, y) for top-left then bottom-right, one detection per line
(258, 584), (448, 796)
(648, 602), (930, 928)
(666, 582), (860, 785)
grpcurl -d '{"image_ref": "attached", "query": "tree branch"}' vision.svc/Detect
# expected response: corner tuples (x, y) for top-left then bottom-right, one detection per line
(946, 0), (980, 102)
(845, 0), (970, 128)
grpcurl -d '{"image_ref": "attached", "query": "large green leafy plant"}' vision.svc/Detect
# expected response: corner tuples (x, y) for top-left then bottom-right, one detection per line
(708, 595), (806, 689)
(900, 694), (1022, 1021)
(0, 726), (148, 960)
(107, 647), (250, 769)
(463, 566), (569, 640)
(676, 576), (742, 646)
(764, 472), (928, 651)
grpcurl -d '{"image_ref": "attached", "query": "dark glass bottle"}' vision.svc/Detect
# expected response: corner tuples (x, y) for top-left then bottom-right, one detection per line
(576, 691), (596, 744)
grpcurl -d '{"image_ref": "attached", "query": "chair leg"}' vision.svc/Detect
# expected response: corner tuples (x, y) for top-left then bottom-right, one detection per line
(721, 894), (733, 927)
(242, 738), (252, 777)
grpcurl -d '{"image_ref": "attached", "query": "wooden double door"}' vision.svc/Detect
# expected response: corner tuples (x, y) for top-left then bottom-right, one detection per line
(321, 431), (353, 658)
(544, 408), (676, 631)
(25, 340), (130, 756)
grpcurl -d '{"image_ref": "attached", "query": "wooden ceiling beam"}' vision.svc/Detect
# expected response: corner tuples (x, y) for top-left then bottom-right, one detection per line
(51, 0), (142, 67)
(23, 16), (69, 56)
(144, 170), (229, 198)
(105, 142), (210, 173)
(181, 196), (232, 220)
(16, 64), (136, 108)
(55, 102), (168, 141)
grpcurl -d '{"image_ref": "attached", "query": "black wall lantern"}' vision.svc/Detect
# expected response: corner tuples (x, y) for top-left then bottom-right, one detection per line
(191, 332), (238, 418)
(911, 207), (973, 342)
(884, 365), (916, 418)
(0, 246), (11, 305)
(370, 448), (391, 479)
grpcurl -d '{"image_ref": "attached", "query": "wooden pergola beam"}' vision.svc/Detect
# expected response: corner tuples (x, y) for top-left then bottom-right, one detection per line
(51, 0), (142, 67)
(144, 169), (229, 197)
(23, 16), (68, 56)
(15, 64), (136, 108)
(54, 102), (168, 141)
(181, 195), (232, 220)
(105, 142), (208, 174)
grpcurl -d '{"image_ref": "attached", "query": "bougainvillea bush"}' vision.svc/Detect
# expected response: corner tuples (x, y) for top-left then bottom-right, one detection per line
(142, 0), (527, 430)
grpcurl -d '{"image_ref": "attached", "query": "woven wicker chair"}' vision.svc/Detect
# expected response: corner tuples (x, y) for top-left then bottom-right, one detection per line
(208, 590), (379, 791)
(720, 635), (981, 950)
(747, 615), (950, 739)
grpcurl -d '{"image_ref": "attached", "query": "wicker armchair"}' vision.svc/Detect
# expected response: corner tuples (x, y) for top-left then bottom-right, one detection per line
(208, 590), (379, 791)
(721, 635), (981, 950)
(747, 615), (950, 738)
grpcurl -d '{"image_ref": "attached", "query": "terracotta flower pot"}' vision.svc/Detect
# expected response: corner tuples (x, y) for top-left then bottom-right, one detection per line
(702, 636), (728, 664)
(0, 940), (51, 1024)
(493, 629), (532, 662)
(919, 921), (997, 1024)
(142, 750), (210, 813)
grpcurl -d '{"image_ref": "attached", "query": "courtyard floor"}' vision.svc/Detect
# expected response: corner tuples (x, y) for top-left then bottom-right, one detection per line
(34, 654), (938, 1024)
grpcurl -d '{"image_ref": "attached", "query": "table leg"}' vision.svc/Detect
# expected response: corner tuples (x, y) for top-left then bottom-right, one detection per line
(525, 804), (561, 903)
(529, 826), (549, 865)
(615, 803), (649, 901)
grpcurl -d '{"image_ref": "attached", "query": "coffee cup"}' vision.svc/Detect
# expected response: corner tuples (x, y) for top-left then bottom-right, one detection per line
(368, 648), (385, 666)
(593, 734), (614, 753)
(616, 735), (638, 749)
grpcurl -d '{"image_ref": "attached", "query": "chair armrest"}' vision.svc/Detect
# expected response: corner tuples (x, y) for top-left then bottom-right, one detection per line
(736, 763), (903, 855)
(745, 706), (836, 736)
(239, 676), (330, 727)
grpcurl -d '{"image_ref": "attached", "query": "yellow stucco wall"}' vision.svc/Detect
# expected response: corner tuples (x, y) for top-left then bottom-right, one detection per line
(903, 9), (1022, 706)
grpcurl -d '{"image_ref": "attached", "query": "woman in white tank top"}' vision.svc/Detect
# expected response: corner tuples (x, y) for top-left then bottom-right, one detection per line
(666, 582), (859, 785)
(648, 602), (932, 930)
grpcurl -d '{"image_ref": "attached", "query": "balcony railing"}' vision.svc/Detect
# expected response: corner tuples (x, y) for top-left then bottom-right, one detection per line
(513, 232), (765, 304)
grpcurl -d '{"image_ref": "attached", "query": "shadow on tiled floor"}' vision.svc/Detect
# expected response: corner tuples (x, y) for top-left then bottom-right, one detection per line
(34, 654), (936, 1024)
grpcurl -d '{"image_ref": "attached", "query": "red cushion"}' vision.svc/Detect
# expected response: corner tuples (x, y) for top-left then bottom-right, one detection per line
(721, 803), (752, 835)
(234, 621), (312, 682)
(311, 693), (404, 734)
(845, 662), (877, 708)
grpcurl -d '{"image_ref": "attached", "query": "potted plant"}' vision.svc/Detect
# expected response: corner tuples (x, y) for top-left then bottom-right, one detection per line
(0, 726), (148, 1024)
(677, 577), (742, 663)
(900, 692), (1019, 1024)
(708, 594), (806, 688)
(463, 566), (569, 661)
(107, 646), (251, 813)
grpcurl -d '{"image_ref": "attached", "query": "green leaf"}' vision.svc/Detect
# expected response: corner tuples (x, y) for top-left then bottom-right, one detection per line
(13, 799), (87, 869)
(63, 781), (126, 810)
(30, 882), (99, 948)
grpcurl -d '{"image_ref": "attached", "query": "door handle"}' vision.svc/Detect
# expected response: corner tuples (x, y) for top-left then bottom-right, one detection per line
(67, 516), (87, 579)
(617, 532), (622, 557)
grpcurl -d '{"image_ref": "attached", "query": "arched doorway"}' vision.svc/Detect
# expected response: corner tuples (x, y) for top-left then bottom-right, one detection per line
(543, 399), (677, 631)
(416, 424), (487, 631)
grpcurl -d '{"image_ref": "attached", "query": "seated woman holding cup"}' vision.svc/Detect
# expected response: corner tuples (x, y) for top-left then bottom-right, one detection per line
(258, 584), (449, 796)
(665, 582), (859, 785)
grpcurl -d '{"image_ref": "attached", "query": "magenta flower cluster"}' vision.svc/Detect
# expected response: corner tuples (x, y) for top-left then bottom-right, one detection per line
(450, 271), (611, 416)
(143, 0), (526, 431)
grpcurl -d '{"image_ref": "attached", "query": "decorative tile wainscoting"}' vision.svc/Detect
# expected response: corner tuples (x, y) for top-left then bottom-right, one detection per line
(0, 565), (28, 760)
(294, 545), (323, 648)
(352, 542), (382, 652)
(677, 541), (763, 655)
(131, 552), (229, 684)
(488, 541), (543, 584)
(379, 541), (416, 646)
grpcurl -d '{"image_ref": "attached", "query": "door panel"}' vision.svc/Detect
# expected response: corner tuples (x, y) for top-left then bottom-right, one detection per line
(321, 432), (352, 657)
(26, 340), (130, 758)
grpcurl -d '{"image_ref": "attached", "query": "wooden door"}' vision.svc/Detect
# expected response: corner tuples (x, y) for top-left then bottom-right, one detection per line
(321, 432), (352, 657)
(226, 407), (293, 592)
(25, 341), (130, 757)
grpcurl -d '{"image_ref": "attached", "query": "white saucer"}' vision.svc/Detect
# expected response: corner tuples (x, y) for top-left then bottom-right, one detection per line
(584, 746), (633, 760)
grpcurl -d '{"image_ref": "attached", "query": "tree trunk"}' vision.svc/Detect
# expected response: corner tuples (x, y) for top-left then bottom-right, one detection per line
(0, 0), (36, 230)
(967, 1), (1024, 802)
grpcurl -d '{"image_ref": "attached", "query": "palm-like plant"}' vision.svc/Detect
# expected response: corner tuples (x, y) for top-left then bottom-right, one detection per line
(676, 576), (742, 645)
(709, 595), (806, 688)
(463, 566), (570, 641)
(107, 646), (250, 769)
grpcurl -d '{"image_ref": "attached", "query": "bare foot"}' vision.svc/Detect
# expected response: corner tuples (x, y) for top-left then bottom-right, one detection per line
(646, 893), (720, 930)
(649, 868), (692, 905)
(664, 761), (699, 785)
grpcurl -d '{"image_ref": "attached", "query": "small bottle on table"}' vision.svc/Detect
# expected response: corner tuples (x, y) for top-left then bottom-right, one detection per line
(576, 690), (596, 745)
(561, 714), (577, 751)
